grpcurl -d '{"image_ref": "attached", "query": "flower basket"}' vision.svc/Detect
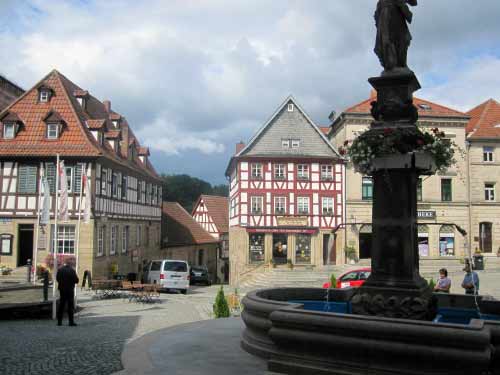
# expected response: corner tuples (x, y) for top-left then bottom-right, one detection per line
(370, 152), (436, 174)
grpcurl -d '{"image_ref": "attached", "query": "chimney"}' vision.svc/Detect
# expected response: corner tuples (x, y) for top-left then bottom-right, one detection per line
(328, 111), (336, 122)
(103, 100), (111, 112)
(235, 141), (245, 154)
(370, 89), (377, 100)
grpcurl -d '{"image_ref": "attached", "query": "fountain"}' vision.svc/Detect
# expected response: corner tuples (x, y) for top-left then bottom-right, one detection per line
(241, 1), (500, 374)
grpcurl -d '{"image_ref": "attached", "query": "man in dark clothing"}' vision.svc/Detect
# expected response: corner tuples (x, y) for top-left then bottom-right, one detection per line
(56, 263), (79, 326)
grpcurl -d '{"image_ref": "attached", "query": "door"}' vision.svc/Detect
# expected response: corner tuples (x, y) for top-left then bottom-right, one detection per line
(480, 222), (493, 253)
(359, 233), (372, 259)
(18, 224), (34, 267)
(272, 234), (288, 264)
(323, 234), (337, 265)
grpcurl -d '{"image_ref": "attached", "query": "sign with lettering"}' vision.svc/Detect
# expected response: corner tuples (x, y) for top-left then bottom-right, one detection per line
(417, 211), (436, 219)
(276, 216), (308, 227)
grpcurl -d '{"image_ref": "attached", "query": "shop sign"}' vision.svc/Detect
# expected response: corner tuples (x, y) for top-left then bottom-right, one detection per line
(417, 211), (436, 219)
(247, 228), (317, 234)
(276, 216), (308, 227)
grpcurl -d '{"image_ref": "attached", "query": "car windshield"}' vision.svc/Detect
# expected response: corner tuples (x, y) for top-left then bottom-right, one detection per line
(164, 261), (188, 272)
(191, 267), (205, 272)
(341, 272), (359, 281)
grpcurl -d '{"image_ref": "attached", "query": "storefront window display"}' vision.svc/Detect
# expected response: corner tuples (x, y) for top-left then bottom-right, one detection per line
(273, 234), (288, 264)
(439, 225), (455, 257)
(418, 225), (429, 257)
(249, 233), (265, 263)
(295, 234), (311, 264)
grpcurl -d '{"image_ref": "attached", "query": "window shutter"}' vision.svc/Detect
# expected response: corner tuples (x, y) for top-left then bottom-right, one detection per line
(18, 165), (37, 194)
(46, 163), (56, 193)
(74, 164), (83, 193)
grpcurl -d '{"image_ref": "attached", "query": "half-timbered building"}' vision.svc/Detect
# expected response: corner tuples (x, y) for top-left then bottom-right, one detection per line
(192, 194), (229, 282)
(0, 70), (163, 280)
(225, 96), (345, 286)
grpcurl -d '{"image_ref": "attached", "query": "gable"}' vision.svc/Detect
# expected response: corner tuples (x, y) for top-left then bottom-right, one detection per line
(241, 98), (339, 158)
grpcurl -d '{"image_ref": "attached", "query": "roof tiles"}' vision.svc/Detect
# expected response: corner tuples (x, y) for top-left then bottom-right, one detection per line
(194, 195), (228, 233)
(466, 99), (500, 139)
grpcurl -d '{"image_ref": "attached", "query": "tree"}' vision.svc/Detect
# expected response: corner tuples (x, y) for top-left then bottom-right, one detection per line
(213, 286), (230, 318)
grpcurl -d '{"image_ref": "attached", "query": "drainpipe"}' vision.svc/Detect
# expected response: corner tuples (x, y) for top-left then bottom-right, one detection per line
(466, 139), (472, 259)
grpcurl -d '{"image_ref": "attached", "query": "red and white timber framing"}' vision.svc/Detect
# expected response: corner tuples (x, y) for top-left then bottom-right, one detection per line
(229, 158), (344, 230)
(192, 200), (220, 239)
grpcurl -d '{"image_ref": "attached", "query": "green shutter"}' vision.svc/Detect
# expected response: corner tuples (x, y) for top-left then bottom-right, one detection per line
(74, 164), (83, 193)
(46, 163), (56, 193)
(18, 165), (37, 194)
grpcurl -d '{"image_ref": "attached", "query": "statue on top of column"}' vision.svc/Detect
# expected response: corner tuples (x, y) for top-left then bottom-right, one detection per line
(374, 0), (418, 75)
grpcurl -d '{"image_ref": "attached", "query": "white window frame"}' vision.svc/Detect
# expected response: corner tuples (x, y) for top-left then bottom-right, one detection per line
(485, 183), (495, 201)
(251, 163), (262, 179)
(39, 90), (49, 102)
(52, 225), (76, 254)
(97, 226), (105, 256)
(321, 165), (333, 180)
(297, 197), (310, 215)
(281, 139), (290, 148)
(274, 164), (285, 179)
(483, 147), (494, 162)
(251, 196), (263, 214)
(65, 166), (74, 193)
(110, 225), (117, 255)
(322, 197), (334, 215)
(297, 164), (309, 180)
(291, 139), (300, 148)
(122, 226), (129, 253)
(47, 123), (59, 139)
(274, 196), (286, 214)
(101, 170), (107, 196)
(287, 103), (294, 112)
(230, 198), (236, 217)
(3, 123), (15, 139)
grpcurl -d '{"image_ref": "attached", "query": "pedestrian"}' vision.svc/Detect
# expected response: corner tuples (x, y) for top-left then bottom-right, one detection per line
(461, 260), (479, 295)
(56, 261), (79, 326)
(434, 268), (451, 293)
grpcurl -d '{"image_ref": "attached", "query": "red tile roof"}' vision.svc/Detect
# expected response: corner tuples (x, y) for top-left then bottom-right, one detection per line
(73, 89), (88, 97)
(109, 112), (121, 120)
(105, 129), (121, 139)
(163, 202), (218, 245)
(193, 195), (228, 233)
(466, 99), (500, 139)
(344, 96), (467, 118)
(319, 126), (330, 135)
(138, 146), (150, 156)
(86, 119), (106, 129)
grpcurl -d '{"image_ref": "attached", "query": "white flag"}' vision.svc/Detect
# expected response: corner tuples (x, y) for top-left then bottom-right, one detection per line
(83, 173), (91, 224)
(58, 160), (69, 222)
(40, 176), (51, 225)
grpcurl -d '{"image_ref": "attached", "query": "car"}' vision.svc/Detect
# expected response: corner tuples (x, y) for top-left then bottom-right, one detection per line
(190, 266), (212, 286)
(146, 259), (190, 294)
(322, 268), (371, 289)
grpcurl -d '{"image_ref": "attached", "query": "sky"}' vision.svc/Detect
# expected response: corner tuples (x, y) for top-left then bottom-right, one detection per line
(0, 0), (499, 184)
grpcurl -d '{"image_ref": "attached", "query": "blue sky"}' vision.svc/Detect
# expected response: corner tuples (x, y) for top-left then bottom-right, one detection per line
(1, 0), (499, 184)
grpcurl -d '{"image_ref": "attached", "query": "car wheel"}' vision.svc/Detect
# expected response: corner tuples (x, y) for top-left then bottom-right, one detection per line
(181, 289), (188, 295)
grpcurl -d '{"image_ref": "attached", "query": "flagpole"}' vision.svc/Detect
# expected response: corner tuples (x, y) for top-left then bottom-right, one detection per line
(75, 163), (85, 306)
(33, 165), (44, 284)
(52, 154), (60, 320)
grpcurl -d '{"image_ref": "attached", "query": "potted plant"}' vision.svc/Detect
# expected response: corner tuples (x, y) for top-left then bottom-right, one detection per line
(330, 274), (337, 289)
(213, 286), (230, 318)
(344, 246), (358, 264)
(269, 258), (276, 268)
(287, 259), (294, 270)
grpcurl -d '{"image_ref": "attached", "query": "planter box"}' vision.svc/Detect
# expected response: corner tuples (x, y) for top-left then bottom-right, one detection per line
(371, 152), (436, 174)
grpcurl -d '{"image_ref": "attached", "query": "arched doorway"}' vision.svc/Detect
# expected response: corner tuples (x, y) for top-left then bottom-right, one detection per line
(418, 225), (429, 257)
(439, 225), (455, 257)
(359, 224), (372, 259)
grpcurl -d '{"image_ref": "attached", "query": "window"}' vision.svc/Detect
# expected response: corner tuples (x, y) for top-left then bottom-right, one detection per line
(291, 139), (300, 148)
(0, 234), (13, 255)
(441, 179), (452, 202)
(39, 90), (50, 102)
(479, 222), (493, 253)
(321, 165), (333, 180)
(322, 197), (334, 215)
(121, 175), (127, 199)
(439, 225), (455, 257)
(101, 170), (107, 196)
(110, 225), (117, 255)
(297, 164), (309, 180)
(362, 177), (373, 200)
(274, 196), (286, 214)
(136, 225), (142, 246)
(295, 234), (311, 264)
(51, 225), (76, 254)
(18, 165), (38, 194)
(3, 123), (15, 139)
(251, 163), (262, 179)
(112, 173), (118, 198)
(249, 233), (265, 263)
(65, 166), (73, 193)
(418, 103), (432, 111)
(46, 163), (56, 193)
(251, 196), (263, 214)
(485, 183), (495, 201)
(274, 164), (285, 179)
(141, 181), (146, 203)
(418, 225), (429, 257)
(483, 147), (494, 162)
(230, 198), (237, 217)
(281, 139), (290, 148)
(297, 197), (309, 214)
(122, 226), (129, 254)
(287, 103), (294, 112)
(98, 226), (105, 256)
(47, 123), (59, 139)
(417, 178), (422, 202)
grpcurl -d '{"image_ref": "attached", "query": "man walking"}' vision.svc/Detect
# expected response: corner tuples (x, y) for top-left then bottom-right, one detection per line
(56, 262), (79, 326)
(461, 260), (479, 295)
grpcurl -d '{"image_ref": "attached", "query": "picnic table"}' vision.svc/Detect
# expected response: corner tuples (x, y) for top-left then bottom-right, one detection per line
(122, 281), (160, 303)
(92, 279), (122, 299)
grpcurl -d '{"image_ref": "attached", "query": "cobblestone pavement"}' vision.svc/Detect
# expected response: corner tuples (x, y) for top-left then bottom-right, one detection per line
(0, 284), (222, 375)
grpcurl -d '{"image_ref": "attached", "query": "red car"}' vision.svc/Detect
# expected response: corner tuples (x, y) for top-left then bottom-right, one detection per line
(322, 268), (371, 289)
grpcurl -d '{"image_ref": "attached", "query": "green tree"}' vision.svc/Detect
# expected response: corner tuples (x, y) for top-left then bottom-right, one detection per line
(213, 286), (230, 318)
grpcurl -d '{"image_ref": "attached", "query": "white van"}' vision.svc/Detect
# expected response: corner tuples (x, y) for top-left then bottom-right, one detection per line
(147, 260), (190, 294)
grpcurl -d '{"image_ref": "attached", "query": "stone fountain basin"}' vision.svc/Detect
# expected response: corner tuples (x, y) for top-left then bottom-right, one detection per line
(241, 288), (500, 375)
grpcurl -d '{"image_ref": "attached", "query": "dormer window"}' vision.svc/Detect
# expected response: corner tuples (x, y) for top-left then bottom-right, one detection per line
(3, 123), (16, 139)
(47, 123), (59, 139)
(288, 103), (294, 112)
(40, 90), (50, 102)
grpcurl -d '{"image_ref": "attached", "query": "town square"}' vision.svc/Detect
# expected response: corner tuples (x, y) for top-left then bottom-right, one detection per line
(0, 1), (500, 374)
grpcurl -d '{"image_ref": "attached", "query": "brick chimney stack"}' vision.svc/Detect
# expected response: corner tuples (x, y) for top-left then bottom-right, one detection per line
(103, 100), (111, 112)
(235, 141), (245, 154)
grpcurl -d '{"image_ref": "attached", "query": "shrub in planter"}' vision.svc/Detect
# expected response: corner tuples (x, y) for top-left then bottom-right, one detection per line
(213, 286), (230, 318)
(330, 274), (337, 288)
(344, 246), (358, 263)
